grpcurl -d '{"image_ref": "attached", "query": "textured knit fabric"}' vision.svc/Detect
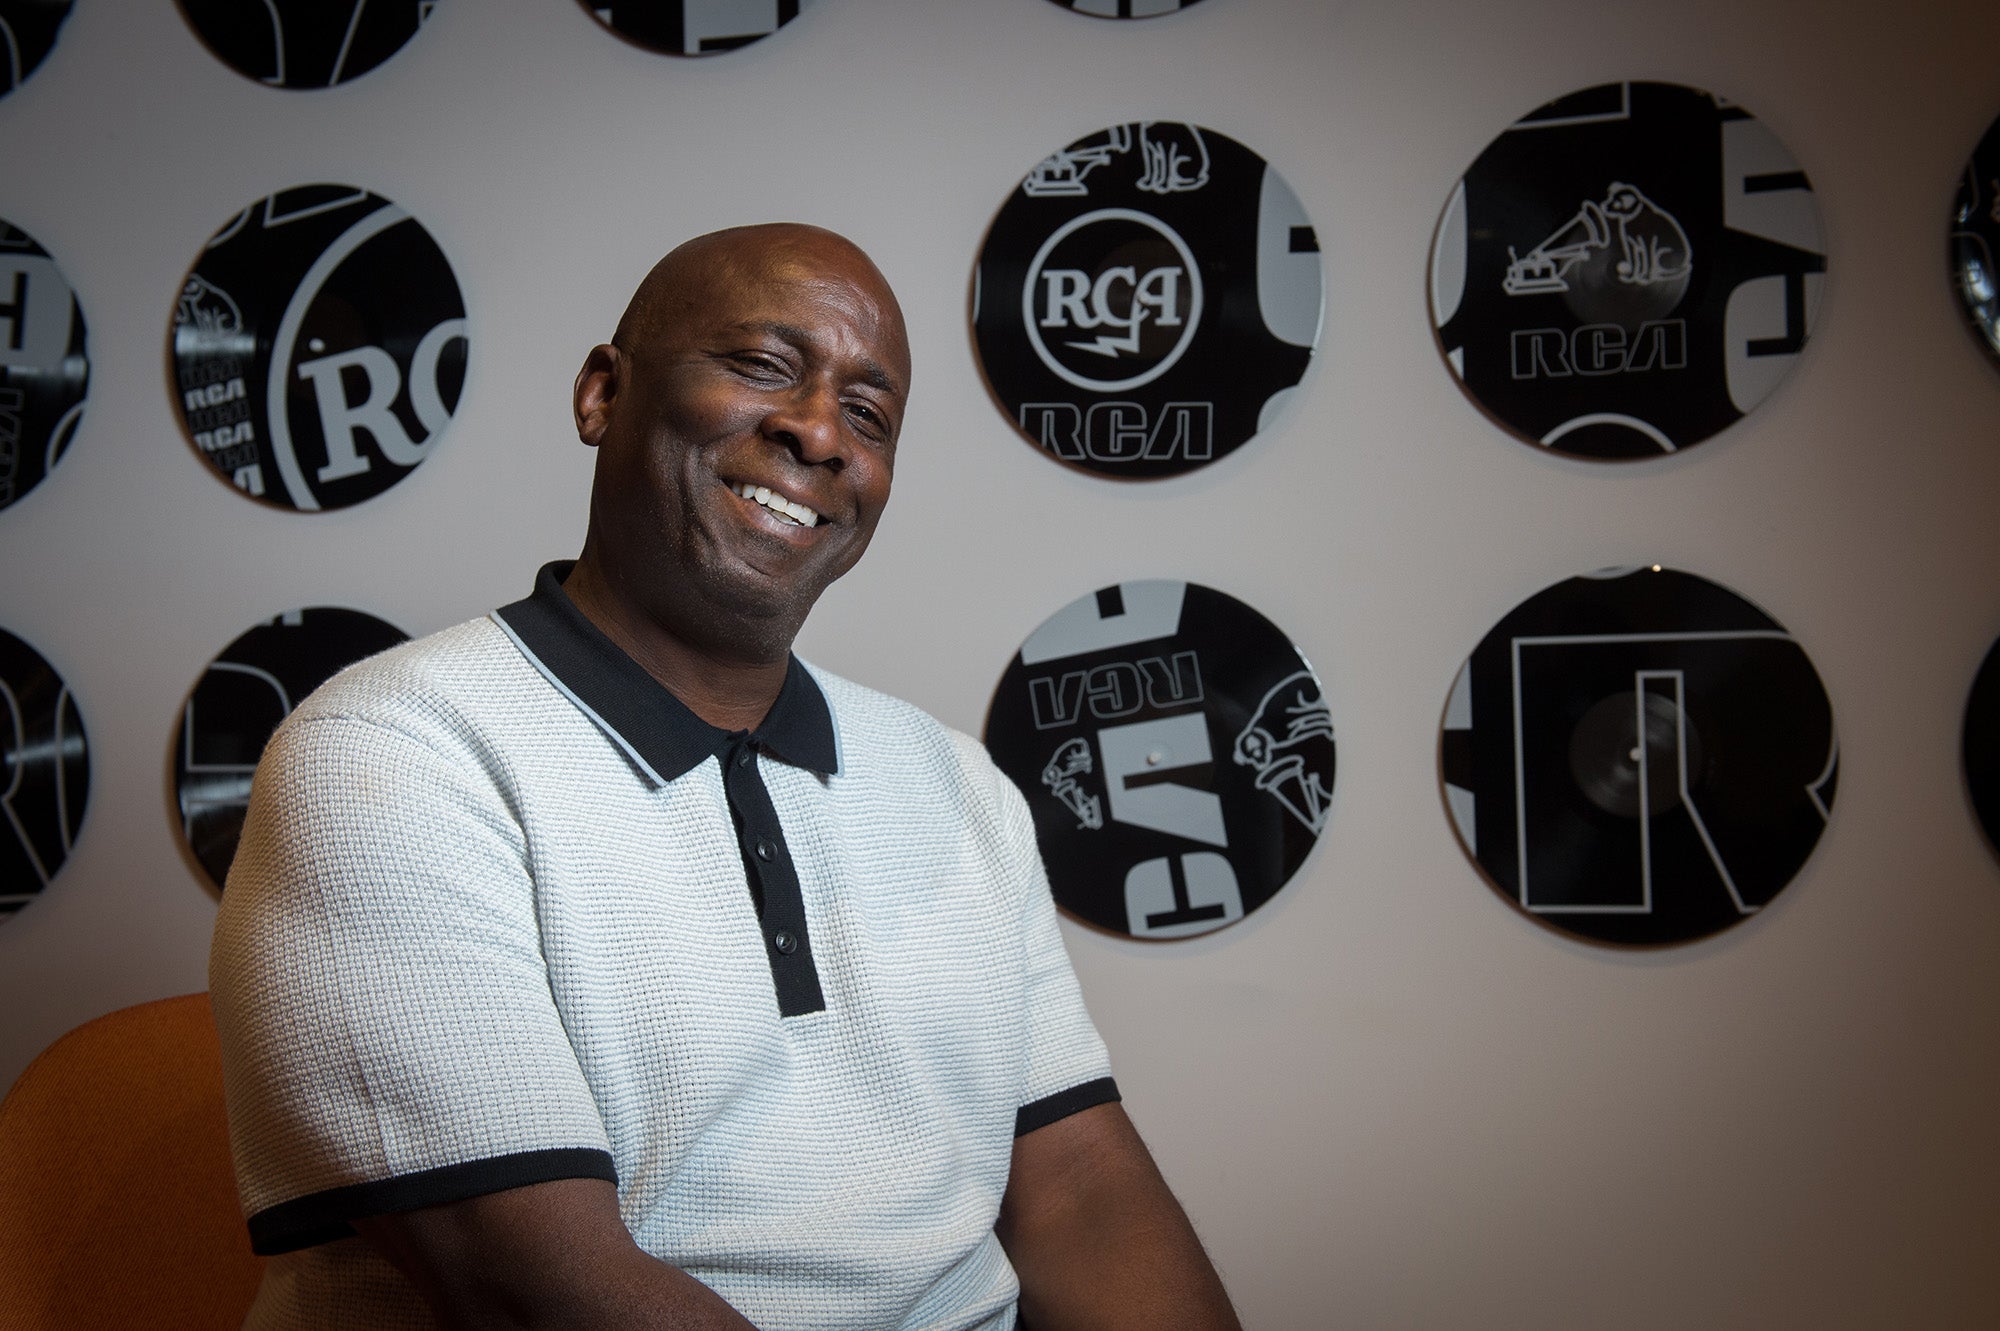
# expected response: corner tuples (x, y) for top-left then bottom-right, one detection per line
(209, 598), (1114, 1330)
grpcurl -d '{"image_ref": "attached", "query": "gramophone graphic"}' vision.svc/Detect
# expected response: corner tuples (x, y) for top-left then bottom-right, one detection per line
(1040, 736), (1104, 830)
(1232, 671), (1334, 834)
(1503, 182), (1692, 297)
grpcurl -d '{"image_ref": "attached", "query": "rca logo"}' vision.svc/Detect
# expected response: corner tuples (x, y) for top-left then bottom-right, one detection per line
(293, 317), (466, 483)
(1023, 208), (1202, 391)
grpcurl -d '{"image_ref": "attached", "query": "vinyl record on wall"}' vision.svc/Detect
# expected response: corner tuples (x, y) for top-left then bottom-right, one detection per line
(1950, 111), (2000, 369)
(987, 581), (1333, 939)
(582, 0), (813, 55)
(178, 0), (438, 88)
(1441, 566), (1836, 946)
(0, 1), (73, 98)
(0, 626), (87, 918)
(170, 184), (467, 511)
(973, 122), (1322, 478)
(1046, 0), (1207, 16)
(1966, 632), (2000, 861)
(175, 607), (408, 891)
(1430, 82), (1825, 459)
(0, 219), (88, 514)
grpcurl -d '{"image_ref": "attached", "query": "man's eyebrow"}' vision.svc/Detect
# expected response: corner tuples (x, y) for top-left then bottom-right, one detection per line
(744, 321), (905, 397)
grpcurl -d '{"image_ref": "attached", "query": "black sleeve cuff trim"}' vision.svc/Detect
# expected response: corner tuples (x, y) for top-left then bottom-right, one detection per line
(246, 1146), (617, 1255)
(1014, 1076), (1121, 1137)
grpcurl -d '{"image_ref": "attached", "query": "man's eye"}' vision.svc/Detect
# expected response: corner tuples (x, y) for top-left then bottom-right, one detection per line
(734, 354), (786, 379)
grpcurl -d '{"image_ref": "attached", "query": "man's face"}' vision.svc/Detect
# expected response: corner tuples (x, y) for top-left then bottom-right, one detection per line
(577, 230), (911, 659)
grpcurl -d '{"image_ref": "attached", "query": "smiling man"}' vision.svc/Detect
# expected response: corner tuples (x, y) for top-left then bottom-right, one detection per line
(210, 224), (1240, 1329)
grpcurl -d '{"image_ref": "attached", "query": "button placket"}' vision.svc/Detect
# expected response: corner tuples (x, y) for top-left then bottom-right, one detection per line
(721, 735), (825, 1017)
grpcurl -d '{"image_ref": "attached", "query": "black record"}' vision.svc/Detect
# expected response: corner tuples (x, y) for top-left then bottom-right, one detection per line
(581, 0), (812, 55)
(1950, 111), (2000, 370)
(0, 219), (88, 514)
(1966, 632), (2000, 861)
(174, 607), (408, 891)
(178, 0), (437, 88)
(0, 625), (87, 918)
(170, 185), (467, 512)
(0, 1), (72, 97)
(1430, 82), (1825, 459)
(1441, 566), (1836, 946)
(987, 581), (1333, 939)
(973, 122), (1322, 478)
(1046, 0), (1208, 16)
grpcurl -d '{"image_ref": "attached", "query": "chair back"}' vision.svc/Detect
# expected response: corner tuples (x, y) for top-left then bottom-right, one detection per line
(0, 993), (263, 1329)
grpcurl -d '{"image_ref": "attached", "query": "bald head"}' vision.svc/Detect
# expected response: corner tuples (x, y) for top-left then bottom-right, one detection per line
(563, 222), (912, 688)
(612, 223), (908, 381)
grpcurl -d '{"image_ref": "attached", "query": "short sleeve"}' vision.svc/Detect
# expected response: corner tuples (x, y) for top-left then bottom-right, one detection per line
(209, 711), (614, 1256)
(996, 771), (1120, 1136)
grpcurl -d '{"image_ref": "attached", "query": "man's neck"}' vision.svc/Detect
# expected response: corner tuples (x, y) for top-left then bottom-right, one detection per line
(561, 560), (790, 733)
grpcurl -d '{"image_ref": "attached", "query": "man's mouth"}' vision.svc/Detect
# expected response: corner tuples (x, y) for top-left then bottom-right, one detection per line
(732, 482), (821, 529)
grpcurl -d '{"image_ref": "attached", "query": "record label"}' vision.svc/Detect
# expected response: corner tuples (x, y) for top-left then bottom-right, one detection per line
(0, 219), (88, 514)
(179, 0), (438, 88)
(0, 1), (72, 97)
(1950, 111), (2000, 370)
(973, 122), (1322, 478)
(1430, 82), (1825, 459)
(1046, 0), (1207, 16)
(1965, 632), (2000, 861)
(1441, 567), (1836, 945)
(170, 185), (467, 512)
(0, 626), (87, 918)
(175, 607), (408, 890)
(987, 581), (1333, 939)
(583, 1), (812, 55)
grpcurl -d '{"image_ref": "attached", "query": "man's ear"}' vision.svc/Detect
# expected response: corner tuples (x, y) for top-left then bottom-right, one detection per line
(573, 343), (622, 447)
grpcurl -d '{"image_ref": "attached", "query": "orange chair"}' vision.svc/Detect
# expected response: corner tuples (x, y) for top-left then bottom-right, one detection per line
(0, 993), (263, 1329)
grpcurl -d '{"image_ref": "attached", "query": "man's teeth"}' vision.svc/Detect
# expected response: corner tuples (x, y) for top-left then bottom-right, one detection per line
(735, 483), (820, 528)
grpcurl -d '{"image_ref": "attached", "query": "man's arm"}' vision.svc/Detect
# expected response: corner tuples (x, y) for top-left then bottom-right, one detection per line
(995, 1101), (1241, 1330)
(354, 1177), (756, 1330)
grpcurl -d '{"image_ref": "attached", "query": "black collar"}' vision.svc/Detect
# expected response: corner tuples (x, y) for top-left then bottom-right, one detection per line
(492, 561), (838, 784)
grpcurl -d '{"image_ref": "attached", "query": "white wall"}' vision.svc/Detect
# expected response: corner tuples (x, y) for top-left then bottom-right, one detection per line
(5, 0), (1999, 1325)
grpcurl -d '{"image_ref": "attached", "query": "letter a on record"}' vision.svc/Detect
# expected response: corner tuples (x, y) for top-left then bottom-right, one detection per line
(987, 581), (1335, 938)
(1431, 82), (1826, 459)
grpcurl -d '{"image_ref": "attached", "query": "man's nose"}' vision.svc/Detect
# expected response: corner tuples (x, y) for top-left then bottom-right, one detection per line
(760, 384), (845, 467)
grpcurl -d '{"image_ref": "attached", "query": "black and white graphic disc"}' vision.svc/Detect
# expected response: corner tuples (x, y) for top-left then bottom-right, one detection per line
(179, 0), (438, 88)
(0, 1), (72, 97)
(1430, 82), (1825, 459)
(1950, 111), (2000, 370)
(1441, 567), (1836, 946)
(582, 1), (813, 55)
(1966, 632), (2000, 861)
(175, 607), (407, 890)
(0, 219), (88, 514)
(170, 185), (467, 511)
(973, 122), (1322, 478)
(1046, 0), (1207, 16)
(987, 582), (1333, 939)
(0, 626), (87, 919)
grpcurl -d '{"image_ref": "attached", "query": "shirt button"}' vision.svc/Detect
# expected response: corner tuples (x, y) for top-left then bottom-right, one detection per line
(737, 751), (752, 768)
(773, 929), (798, 955)
(755, 839), (775, 861)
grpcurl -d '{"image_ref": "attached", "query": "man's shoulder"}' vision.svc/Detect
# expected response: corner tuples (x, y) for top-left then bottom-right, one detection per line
(285, 614), (531, 732)
(802, 662), (1017, 797)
